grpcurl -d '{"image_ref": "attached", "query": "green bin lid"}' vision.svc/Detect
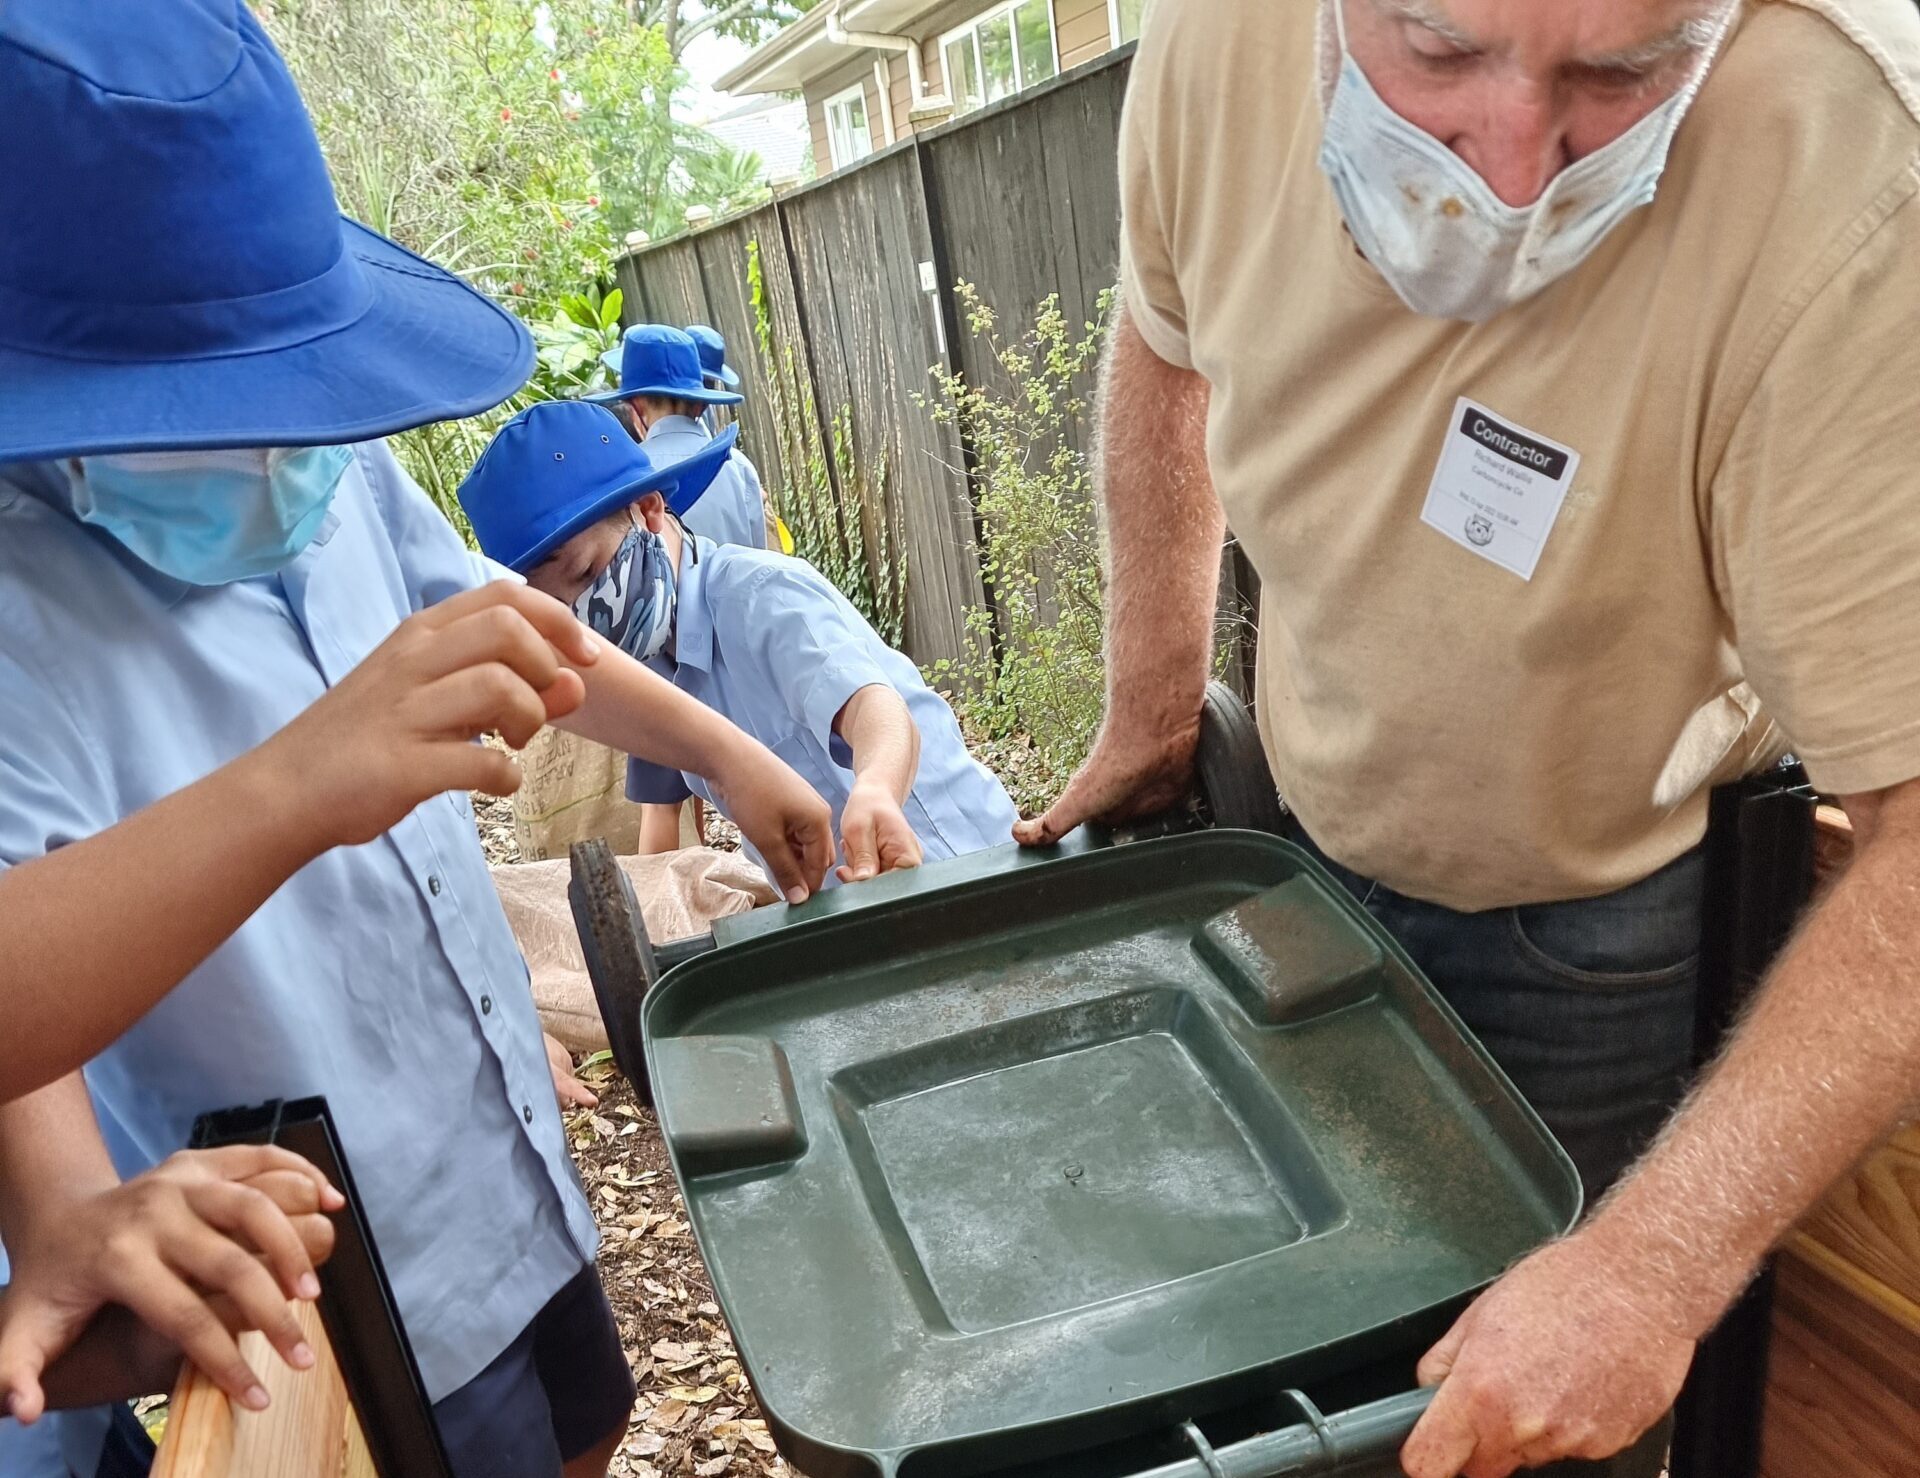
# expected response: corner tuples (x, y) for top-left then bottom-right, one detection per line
(644, 831), (1580, 1478)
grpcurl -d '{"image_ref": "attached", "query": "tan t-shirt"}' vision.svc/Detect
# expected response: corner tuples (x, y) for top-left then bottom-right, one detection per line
(1120, 0), (1920, 910)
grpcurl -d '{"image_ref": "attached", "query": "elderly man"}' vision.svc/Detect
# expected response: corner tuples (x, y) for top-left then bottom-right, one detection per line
(1022, 0), (1920, 1474)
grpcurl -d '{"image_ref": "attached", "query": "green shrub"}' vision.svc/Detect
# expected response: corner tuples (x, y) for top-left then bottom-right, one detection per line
(920, 286), (1111, 814)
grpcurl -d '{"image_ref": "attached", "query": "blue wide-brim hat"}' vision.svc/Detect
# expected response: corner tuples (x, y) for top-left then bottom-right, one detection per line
(0, 0), (533, 464)
(589, 324), (743, 408)
(686, 324), (742, 390)
(458, 401), (739, 573)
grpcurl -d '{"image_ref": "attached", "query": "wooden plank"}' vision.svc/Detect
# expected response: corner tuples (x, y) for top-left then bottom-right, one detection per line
(1761, 1250), (1920, 1478)
(154, 1299), (373, 1478)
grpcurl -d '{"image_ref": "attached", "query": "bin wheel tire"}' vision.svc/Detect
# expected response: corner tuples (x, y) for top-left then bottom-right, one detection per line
(568, 839), (659, 1105)
(1195, 681), (1285, 835)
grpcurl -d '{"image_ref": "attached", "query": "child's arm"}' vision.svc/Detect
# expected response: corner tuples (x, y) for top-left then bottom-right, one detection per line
(832, 685), (924, 884)
(555, 649), (833, 903)
(0, 583), (597, 1101)
(0, 1077), (341, 1422)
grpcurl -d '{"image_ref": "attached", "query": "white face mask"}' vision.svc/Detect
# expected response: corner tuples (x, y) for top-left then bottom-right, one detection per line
(1317, 0), (1731, 322)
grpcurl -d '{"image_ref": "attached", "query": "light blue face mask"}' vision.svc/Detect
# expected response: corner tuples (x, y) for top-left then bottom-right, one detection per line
(1317, 0), (1731, 321)
(572, 520), (677, 662)
(66, 444), (352, 585)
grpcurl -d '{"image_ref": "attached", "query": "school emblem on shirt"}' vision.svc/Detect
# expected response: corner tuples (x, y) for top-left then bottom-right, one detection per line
(1421, 398), (1582, 581)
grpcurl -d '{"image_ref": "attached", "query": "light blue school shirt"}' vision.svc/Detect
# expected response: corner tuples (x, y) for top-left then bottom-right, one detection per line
(626, 536), (1019, 886)
(645, 415), (767, 551)
(0, 447), (595, 1403)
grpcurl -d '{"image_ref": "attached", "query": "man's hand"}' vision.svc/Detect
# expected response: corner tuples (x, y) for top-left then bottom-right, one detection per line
(0, 1145), (341, 1424)
(1013, 712), (1202, 847)
(267, 582), (601, 849)
(838, 778), (923, 883)
(708, 741), (834, 905)
(1400, 1232), (1695, 1478)
(544, 1032), (599, 1110)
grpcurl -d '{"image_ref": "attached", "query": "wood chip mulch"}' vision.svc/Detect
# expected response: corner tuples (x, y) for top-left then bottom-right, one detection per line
(565, 1061), (786, 1478)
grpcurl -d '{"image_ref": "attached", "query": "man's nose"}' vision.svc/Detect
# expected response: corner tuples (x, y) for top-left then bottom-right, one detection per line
(1459, 88), (1567, 208)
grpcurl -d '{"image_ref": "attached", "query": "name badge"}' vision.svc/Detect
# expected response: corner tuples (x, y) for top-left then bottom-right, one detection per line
(1421, 398), (1581, 581)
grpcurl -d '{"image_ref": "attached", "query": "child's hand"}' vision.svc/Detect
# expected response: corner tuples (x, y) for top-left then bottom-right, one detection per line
(708, 743), (834, 905)
(837, 779), (923, 884)
(0, 1145), (341, 1423)
(267, 582), (601, 850)
(544, 1032), (598, 1110)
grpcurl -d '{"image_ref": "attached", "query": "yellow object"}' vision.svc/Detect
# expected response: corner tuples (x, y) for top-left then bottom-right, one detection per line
(776, 516), (795, 556)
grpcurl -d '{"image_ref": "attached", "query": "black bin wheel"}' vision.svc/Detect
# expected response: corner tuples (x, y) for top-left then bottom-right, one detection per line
(568, 839), (660, 1104)
(1195, 680), (1285, 834)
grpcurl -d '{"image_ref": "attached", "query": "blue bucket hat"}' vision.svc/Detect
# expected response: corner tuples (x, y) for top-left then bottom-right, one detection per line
(458, 401), (738, 573)
(590, 325), (744, 408)
(0, 0), (533, 464)
(685, 325), (742, 390)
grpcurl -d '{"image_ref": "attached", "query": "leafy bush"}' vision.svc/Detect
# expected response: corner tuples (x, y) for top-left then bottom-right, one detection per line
(920, 287), (1110, 813)
(922, 287), (1255, 815)
(257, 0), (776, 520)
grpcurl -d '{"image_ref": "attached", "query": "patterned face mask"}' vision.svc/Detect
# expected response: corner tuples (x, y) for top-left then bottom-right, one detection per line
(572, 520), (676, 661)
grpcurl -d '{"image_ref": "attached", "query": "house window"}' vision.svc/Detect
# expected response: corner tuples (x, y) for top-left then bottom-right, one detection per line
(824, 83), (874, 170)
(1111, 0), (1146, 43)
(940, 0), (1058, 116)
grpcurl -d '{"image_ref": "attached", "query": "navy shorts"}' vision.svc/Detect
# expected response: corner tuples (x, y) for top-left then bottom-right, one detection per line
(432, 1264), (636, 1478)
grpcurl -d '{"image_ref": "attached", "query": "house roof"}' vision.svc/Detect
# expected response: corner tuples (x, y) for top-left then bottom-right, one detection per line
(718, 0), (954, 95)
(702, 97), (813, 182)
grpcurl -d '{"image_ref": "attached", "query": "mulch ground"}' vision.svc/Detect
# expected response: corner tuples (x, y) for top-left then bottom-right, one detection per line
(563, 1062), (785, 1478)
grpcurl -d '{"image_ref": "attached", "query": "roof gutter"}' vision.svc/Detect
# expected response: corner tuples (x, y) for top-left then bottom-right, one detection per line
(825, 1), (953, 121)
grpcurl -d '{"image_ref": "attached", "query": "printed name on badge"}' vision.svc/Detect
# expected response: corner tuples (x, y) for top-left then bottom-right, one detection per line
(1420, 398), (1581, 581)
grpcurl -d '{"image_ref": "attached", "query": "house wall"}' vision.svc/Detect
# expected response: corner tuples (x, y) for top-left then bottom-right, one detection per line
(802, 0), (1118, 177)
(802, 52), (890, 177)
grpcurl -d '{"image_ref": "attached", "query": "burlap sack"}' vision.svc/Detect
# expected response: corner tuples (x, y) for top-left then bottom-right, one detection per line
(510, 726), (646, 862)
(492, 847), (777, 1051)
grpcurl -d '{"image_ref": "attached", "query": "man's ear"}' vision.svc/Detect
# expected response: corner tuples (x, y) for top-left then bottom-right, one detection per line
(636, 492), (670, 532)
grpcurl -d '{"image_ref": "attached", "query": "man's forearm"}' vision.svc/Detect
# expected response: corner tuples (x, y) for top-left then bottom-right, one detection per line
(836, 685), (918, 803)
(1099, 303), (1222, 732)
(1583, 781), (1920, 1332)
(0, 749), (324, 1103)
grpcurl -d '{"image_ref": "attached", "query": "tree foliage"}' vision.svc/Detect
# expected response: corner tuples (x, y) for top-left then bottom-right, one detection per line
(254, 0), (780, 511)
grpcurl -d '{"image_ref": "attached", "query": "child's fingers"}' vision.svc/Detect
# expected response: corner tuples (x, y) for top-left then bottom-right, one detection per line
(0, 1303), (52, 1426)
(161, 1225), (313, 1383)
(841, 810), (878, 883)
(194, 1145), (342, 1211)
(113, 1257), (273, 1412)
(185, 1178), (323, 1303)
(418, 582), (601, 668)
(416, 665), (551, 750)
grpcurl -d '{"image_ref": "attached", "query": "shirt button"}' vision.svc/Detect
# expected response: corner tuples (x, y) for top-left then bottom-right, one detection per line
(427, 874), (442, 896)
(481, 995), (493, 1015)
(523, 1104), (534, 1124)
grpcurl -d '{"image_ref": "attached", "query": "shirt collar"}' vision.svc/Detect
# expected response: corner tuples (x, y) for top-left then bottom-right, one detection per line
(648, 415), (710, 443)
(665, 532), (717, 675)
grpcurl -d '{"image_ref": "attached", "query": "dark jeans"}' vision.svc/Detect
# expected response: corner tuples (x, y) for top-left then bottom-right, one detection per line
(1290, 825), (1701, 1478)
(1289, 826), (1703, 1207)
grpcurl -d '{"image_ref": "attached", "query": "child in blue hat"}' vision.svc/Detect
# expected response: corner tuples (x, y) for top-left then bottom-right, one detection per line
(591, 325), (770, 554)
(461, 402), (1020, 891)
(683, 324), (781, 546)
(0, 6), (831, 1477)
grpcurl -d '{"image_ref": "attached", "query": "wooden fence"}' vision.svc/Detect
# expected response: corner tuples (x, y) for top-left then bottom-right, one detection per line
(612, 47), (1244, 682)
(614, 46), (1257, 693)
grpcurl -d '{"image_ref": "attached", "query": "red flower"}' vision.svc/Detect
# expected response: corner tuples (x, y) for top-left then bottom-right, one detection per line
(560, 219), (573, 231)
(587, 195), (599, 206)
(511, 282), (526, 296)
(500, 107), (513, 121)
(549, 68), (560, 80)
